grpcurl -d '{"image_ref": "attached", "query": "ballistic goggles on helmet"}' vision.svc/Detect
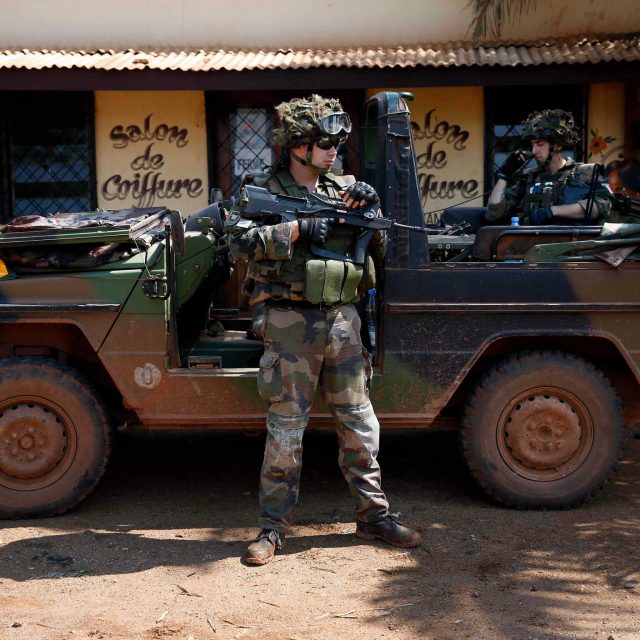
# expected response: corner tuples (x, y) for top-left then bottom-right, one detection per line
(318, 112), (352, 136)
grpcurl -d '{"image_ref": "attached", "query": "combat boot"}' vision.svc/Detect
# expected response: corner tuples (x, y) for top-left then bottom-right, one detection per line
(356, 515), (422, 548)
(242, 529), (284, 566)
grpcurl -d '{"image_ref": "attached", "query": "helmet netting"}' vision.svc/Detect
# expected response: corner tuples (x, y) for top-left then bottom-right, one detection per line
(521, 109), (580, 147)
(273, 95), (345, 148)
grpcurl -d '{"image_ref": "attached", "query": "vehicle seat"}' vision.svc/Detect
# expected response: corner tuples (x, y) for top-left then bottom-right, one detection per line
(472, 226), (602, 261)
(186, 331), (264, 369)
(441, 207), (488, 234)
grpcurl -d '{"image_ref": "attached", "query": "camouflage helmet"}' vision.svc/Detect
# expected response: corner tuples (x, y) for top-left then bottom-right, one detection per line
(273, 94), (351, 148)
(521, 109), (580, 147)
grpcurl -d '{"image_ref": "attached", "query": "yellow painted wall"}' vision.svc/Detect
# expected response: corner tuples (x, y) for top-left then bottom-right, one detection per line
(587, 83), (626, 168)
(369, 87), (485, 222)
(95, 91), (209, 212)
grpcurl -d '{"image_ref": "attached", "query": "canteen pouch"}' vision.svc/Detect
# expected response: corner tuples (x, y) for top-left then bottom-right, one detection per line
(304, 257), (363, 304)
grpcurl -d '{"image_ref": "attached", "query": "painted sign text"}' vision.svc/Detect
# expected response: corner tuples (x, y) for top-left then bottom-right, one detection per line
(101, 114), (203, 208)
(412, 109), (479, 222)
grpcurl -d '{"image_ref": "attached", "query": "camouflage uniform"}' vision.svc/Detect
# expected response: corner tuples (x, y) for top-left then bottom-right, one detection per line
(486, 158), (611, 224)
(487, 109), (611, 224)
(226, 164), (389, 534)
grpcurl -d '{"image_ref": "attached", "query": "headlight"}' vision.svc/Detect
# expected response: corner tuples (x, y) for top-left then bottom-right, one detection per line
(0, 258), (8, 278)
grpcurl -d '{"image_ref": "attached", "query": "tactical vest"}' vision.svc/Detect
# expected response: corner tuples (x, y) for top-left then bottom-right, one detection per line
(521, 163), (594, 218)
(244, 166), (367, 303)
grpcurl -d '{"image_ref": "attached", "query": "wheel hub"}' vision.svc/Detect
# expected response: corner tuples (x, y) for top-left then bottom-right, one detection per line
(0, 403), (67, 479)
(504, 395), (582, 471)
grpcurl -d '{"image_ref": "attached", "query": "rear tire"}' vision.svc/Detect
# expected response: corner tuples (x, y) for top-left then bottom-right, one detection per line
(461, 350), (624, 508)
(0, 357), (111, 518)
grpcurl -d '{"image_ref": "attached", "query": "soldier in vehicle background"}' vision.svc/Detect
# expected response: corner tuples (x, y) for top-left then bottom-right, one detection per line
(487, 109), (611, 225)
(225, 95), (421, 566)
(606, 160), (640, 200)
(605, 160), (640, 223)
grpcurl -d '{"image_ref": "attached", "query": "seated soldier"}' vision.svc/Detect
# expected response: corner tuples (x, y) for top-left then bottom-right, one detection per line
(487, 109), (611, 226)
(606, 160), (640, 199)
(606, 160), (640, 223)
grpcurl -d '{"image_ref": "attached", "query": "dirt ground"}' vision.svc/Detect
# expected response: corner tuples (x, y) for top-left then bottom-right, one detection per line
(1, 428), (639, 640)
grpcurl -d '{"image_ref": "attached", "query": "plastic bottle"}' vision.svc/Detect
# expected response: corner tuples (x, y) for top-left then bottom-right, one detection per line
(511, 216), (520, 226)
(365, 288), (377, 356)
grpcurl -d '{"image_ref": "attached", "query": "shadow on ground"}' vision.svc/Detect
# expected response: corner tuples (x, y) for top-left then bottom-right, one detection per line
(2, 429), (639, 639)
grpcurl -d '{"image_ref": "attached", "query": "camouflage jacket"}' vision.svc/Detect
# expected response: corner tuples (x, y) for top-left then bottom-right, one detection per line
(226, 165), (387, 305)
(487, 158), (611, 224)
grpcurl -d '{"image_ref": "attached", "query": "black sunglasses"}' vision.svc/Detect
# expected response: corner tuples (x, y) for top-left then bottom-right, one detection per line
(316, 137), (344, 150)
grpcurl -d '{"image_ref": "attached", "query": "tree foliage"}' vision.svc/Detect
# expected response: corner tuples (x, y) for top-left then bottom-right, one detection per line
(468, 0), (538, 39)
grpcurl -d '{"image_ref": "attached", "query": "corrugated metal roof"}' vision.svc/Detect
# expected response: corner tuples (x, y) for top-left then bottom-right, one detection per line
(1, 34), (638, 72)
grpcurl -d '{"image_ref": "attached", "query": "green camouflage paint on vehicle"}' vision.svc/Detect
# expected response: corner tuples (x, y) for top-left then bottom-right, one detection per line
(0, 92), (638, 518)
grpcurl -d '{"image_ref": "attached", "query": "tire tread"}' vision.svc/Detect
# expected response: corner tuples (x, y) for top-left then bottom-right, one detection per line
(0, 356), (112, 519)
(460, 350), (625, 509)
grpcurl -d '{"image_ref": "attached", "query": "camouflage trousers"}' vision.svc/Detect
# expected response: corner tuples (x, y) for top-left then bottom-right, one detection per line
(256, 303), (389, 533)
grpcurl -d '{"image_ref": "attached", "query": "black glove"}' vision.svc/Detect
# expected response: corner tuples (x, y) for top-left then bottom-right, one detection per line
(298, 217), (330, 245)
(529, 206), (554, 225)
(497, 150), (529, 181)
(343, 181), (379, 206)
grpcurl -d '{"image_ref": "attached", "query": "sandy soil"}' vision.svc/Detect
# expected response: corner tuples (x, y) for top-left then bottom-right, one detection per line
(1, 429), (639, 640)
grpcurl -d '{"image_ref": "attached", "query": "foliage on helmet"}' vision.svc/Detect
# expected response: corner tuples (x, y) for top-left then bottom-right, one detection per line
(521, 109), (580, 146)
(273, 95), (345, 148)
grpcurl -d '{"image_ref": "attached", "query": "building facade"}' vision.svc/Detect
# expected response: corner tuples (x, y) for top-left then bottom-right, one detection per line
(1, 0), (639, 223)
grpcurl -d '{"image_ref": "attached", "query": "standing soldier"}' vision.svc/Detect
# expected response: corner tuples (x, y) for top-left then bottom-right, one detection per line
(487, 109), (611, 225)
(225, 95), (421, 566)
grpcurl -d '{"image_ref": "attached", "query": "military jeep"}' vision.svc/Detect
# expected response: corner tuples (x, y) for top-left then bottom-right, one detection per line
(1, 92), (639, 519)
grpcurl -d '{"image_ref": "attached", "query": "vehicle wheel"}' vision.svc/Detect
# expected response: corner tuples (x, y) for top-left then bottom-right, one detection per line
(0, 357), (111, 518)
(460, 350), (624, 508)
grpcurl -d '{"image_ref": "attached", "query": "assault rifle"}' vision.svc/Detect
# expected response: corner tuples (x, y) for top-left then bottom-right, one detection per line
(231, 184), (427, 265)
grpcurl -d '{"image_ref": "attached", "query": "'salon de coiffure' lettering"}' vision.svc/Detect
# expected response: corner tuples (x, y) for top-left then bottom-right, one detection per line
(109, 114), (189, 149)
(103, 114), (201, 207)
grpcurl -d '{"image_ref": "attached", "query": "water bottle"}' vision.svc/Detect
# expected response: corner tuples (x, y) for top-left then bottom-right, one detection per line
(366, 288), (377, 356)
(506, 217), (522, 262)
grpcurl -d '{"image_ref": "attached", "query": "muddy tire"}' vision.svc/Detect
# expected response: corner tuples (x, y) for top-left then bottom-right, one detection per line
(460, 351), (624, 509)
(0, 357), (111, 518)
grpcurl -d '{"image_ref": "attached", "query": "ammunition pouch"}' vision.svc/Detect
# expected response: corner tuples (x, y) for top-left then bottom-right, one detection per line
(522, 165), (600, 221)
(304, 257), (363, 305)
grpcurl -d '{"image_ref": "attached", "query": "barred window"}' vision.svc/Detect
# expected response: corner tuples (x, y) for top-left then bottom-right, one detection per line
(1, 92), (95, 219)
(229, 107), (275, 195)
